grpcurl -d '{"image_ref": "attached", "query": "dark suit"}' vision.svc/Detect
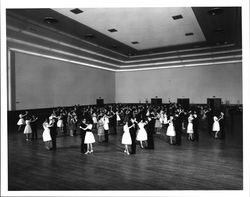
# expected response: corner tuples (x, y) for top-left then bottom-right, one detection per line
(30, 117), (38, 140)
(80, 122), (87, 153)
(129, 120), (137, 154)
(193, 115), (199, 141)
(145, 117), (155, 149)
(50, 119), (58, 150)
(174, 116), (182, 145)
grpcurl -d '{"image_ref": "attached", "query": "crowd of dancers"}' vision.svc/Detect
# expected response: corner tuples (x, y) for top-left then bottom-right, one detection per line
(16, 103), (225, 155)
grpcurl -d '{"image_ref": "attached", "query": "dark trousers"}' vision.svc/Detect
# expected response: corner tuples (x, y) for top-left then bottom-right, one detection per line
(18, 125), (25, 132)
(129, 130), (136, 154)
(147, 133), (154, 149)
(31, 130), (38, 140)
(175, 130), (182, 145)
(104, 129), (109, 142)
(81, 131), (87, 153)
(51, 134), (57, 149)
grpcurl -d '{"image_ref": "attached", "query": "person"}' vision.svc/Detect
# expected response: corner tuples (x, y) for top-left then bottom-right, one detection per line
(49, 117), (58, 150)
(30, 115), (38, 141)
(42, 119), (52, 150)
(83, 120), (95, 154)
(136, 119), (148, 148)
(129, 116), (137, 154)
(174, 110), (182, 145)
(212, 113), (224, 138)
(17, 111), (28, 132)
(57, 114), (64, 133)
(218, 112), (225, 139)
(23, 116), (32, 141)
(68, 114), (77, 136)
(79, 118), (87, 154)
(103, 114), (109, 143)
(145, 114), (155, 149)
(166, 115), (176, 145)
(97, 115), (105, 142)
(121, 121), (133, 155)
(187, 114), (194, 141)
(92, 112), (97, 129)
(154, 112), (162, 134)
(193, 113), (199, 141)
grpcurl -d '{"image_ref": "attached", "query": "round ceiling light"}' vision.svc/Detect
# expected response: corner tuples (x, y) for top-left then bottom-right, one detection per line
(208, 8), (224, 16)
(44, 17), (58, 24)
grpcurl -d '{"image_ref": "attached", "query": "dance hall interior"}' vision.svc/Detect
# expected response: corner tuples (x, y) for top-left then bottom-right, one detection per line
(3, 5), (247, 195)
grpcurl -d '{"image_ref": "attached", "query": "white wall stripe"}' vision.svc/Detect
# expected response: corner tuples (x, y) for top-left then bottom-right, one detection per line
(116, 60), (242, 72)
(7, 37), (120, 68)
(9, 48), (116, 72)
(9, 47), (242, 72)
(125, 49), (242, 63)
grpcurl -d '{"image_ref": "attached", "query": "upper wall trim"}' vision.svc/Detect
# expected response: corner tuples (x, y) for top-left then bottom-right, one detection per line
(7, 25), (125, 64)
(116, 60), (242, 72)
(7, 24), (241, 66)
(7, 37), (119, 68)
(9, 48), (116, 72)
(9, 47), (242, 73)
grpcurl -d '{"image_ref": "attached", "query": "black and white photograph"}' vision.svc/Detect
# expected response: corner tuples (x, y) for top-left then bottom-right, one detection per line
(1, 0), (249, 196)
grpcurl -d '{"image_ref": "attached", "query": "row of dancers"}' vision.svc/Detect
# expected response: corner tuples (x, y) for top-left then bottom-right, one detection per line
(16, 103), (225, 154)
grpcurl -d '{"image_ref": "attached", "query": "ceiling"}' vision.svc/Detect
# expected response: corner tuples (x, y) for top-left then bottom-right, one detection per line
(6, 7), (242, 70)
(53, 8), (206, 51)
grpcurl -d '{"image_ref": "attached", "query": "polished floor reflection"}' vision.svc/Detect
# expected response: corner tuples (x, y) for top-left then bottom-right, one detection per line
(8, 118), (242, 190)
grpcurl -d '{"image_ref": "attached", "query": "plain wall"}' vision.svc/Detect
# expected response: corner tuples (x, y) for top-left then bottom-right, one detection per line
(14, 52), (115, 110)
(115, 63), (242, 104)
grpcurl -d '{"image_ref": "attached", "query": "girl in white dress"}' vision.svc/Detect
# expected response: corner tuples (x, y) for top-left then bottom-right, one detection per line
(154, 112), (162, 134)
(212, 113), (224, 138)
(97, 116), (105, 142)
(121, 121), (133, 155)
(163, 112), (168, 130)
(23, 116), (32, 141)
(166, 116), (176, 145)
(83, 121), (95, 154)
(92, 112), (97, 129)
(57, 114), (64, 133)
(187, 114), (194, 140)
(17, 111), (28, 132)
(42, 119), (52, 150)
(136, 119), (148, 148)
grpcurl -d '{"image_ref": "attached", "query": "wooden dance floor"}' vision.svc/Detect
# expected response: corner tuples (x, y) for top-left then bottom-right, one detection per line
(8, 118), (242, 190)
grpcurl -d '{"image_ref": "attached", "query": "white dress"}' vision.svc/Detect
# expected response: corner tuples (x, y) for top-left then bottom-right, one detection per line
(57, 118), (64, 128)
(17, 117), (25, 125)
(136, 122), (148, 141)
(121, 125), (132, 145)
(187, 117), (194, 134)
(42, 122), (52, 142)
(92, 113), (97, 124)
(166, 120), (176, 136)
(103, 117), (109, 130)
(23, 120), (32, 134)
(212, 116), (220, 131)
(84, 124), (95, 144)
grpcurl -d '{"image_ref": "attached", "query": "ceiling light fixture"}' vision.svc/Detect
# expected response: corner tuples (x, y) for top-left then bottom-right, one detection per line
(131, 41), (139, 44)
(84, 34), (95, 39)
(172, 15), (183, 20)
(43, 17), (58, 24)
(185, 32), (194, 36)
(70, 8), (83, 14)
(214, 28), (225, 32)
(208, 8), (224, 16)
(108, 28), (117, 33)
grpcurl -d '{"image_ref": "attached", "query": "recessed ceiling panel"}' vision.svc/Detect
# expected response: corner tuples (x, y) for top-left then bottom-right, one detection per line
(53, 8), (206, 51)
